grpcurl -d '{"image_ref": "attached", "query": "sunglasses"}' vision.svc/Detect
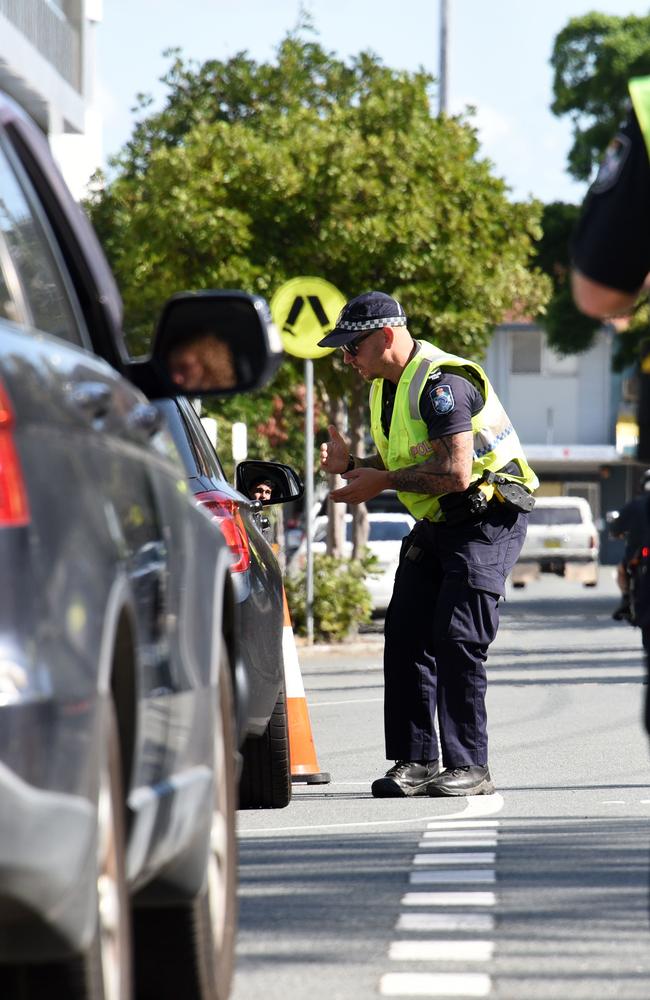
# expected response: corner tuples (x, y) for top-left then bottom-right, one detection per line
(340, 329), (377, 356)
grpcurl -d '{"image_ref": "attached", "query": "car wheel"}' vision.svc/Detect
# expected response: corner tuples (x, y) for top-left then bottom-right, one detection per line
(0, 701), (132, 1000)
(239, 682), (292, 809)
(512, 582), (526, 589)
(133, 644), (237, 1000)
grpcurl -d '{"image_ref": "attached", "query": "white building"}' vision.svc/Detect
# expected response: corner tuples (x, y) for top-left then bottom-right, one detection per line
(0, 0), (102, 197)
(483, 320), (637, 563)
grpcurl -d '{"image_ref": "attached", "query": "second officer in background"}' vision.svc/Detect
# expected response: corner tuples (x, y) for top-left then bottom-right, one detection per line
(318, 291), (537, 798)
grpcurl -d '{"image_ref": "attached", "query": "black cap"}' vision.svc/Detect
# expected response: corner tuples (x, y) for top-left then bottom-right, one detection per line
(317, 291), (407, 348)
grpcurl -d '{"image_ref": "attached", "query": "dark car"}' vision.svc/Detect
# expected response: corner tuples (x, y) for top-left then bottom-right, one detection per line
(154, 397), (303, 809)
(0, 91), (283, 999)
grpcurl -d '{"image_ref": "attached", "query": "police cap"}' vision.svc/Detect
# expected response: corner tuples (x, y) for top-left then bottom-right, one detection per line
(317, 291), (407, 348)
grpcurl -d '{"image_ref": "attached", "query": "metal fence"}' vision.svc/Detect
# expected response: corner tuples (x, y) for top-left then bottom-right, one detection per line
(0, 0), (81, 91)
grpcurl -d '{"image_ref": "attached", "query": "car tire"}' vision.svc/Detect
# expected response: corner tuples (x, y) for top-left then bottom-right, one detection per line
(0, 701), (132, 1000)
(239, 682), (292, 809)
(133, 645), (238, 1000)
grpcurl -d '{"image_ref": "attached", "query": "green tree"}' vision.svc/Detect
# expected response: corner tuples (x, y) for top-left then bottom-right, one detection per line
(551, 11), (650, 182)
(87, 30), (549, 468)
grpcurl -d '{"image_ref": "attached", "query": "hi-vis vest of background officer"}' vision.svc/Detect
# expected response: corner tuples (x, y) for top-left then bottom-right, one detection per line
(369, 341), (538, 523)
(629, 75), (650, 159)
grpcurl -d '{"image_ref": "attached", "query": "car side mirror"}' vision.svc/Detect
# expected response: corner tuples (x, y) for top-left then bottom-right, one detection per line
(236, 460), (304, 506)
(147, 290), (283, 398)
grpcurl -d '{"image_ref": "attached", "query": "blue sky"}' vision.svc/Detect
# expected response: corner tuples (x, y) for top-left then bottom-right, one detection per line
(96, 1), (650, 205)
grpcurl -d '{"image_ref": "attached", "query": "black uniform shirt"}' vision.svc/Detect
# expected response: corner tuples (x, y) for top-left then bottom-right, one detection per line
(571, 108), (650, 292)
(380, 370), (483, 441)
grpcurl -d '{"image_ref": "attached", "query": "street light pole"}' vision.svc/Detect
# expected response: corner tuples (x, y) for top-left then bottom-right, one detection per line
(438, 0), (449, 116)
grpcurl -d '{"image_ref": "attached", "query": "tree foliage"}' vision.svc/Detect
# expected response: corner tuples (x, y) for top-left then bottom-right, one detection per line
(551, 12), (650, 182)
(87, 30), (549, 469)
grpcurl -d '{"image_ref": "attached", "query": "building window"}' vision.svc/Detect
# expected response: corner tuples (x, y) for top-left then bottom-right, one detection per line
(511, 328), (542, 373)
(544, 345), (578, 376)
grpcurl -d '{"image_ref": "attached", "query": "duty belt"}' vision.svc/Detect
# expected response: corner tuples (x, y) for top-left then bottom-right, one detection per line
(439, 470), (535, 527)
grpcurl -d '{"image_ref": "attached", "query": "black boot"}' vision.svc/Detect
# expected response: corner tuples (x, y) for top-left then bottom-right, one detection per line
(371, 760), (440, 798)
(427, 765), (495, 797)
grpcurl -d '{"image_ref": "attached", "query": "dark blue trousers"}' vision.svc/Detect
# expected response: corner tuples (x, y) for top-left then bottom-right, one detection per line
(383, 507), (528, 766)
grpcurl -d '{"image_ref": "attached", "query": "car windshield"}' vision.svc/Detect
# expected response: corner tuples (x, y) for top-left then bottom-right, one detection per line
(529, 506), (584, 526)
(343, 520), (412, 542)
(313, 519), (412, 543)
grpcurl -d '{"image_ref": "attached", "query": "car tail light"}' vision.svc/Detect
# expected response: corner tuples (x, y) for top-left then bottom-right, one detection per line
(0, 381), (29, 527)
(194, 490), (251, 574)
(643, 547), (650, 560)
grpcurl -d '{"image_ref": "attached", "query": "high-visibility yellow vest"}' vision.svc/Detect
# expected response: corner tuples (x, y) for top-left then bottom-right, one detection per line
(629, 76), (650, 154)
(369, 341), (538, 522)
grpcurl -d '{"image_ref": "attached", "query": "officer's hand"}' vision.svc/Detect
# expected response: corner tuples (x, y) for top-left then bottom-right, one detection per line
(320, 425), (350, 475)
(330, 468), (390, 505)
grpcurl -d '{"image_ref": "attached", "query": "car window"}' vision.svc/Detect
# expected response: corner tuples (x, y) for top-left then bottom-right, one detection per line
(368, 520), (412, 541)
(529, 506), (583, 526)
(0, 139), (87, 347)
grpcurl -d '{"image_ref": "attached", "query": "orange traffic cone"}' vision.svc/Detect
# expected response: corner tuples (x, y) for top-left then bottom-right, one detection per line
(282, 588), (330, 785)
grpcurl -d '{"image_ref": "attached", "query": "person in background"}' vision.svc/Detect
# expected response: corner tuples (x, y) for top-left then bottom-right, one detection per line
(166, 331), (237, 391)
(249, 477), (275, 503)
(610, 471), (650, 623)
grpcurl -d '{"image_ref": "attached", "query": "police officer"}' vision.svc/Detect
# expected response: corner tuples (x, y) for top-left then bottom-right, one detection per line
(571, 75), (650, 736)
(571, 75), (650, 319)
(318, 291), (538, 798)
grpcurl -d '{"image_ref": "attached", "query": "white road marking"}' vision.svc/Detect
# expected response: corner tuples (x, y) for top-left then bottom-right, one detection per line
(389, 940), (494, 962)
(413, 852), (496, 865)
(237, 812), (500, 835)
(601, 800), (625, 804)
(426, 820), (500, 830)
(410, 869), (496, 885)
(422, 827), (498, 837)
(402, 891), (496, 907)
(418, 838), (498, 849)
(440, 794), (504, 819)
(380, 972), (491, 996)
(396, 912), (495, 932)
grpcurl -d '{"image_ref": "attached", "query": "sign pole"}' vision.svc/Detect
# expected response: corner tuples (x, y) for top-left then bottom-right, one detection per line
(305, 358), (314, 645)
(269, 277), (346, 649)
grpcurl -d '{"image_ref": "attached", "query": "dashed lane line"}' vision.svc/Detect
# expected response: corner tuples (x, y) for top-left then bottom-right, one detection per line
(380, 800), (503, 998)
(380, 972), (491, 997)
(389, 941), (494, 962)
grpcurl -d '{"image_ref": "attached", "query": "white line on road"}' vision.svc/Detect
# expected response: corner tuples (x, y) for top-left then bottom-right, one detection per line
(402, 891), (496, 907)
(389, 940), (494, 962)
(410, 869), (496, 885)
(396, 913), (495, 932)
(418, 839), (498, 849)
(426, 820), (500, 830)
(413, 852), (496, 865)
(380, 972), (491, 996)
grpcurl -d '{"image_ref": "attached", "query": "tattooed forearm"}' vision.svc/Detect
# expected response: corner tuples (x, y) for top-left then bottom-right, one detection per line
(387, 433), (472, 494)
(352, 454), (386, 471)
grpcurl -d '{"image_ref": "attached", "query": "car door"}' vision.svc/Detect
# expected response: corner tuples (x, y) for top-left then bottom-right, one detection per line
(0, 127), (212, 838)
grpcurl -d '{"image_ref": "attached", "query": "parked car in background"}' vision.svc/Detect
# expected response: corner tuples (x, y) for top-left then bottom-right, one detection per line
(154, 397), (304, 809)
(511, 496), (599, 587)
(0, 90), (283, 999)
(291, 511), (415, 614)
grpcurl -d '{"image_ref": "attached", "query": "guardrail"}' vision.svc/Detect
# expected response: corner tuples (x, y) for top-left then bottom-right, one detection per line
(0, 0), (81, 91)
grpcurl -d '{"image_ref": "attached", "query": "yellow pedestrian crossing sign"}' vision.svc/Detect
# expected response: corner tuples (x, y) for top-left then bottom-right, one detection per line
(270, 277), (346, 359)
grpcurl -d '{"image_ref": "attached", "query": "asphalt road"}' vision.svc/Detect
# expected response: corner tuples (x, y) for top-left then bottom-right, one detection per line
(232, 568), (650, 1000)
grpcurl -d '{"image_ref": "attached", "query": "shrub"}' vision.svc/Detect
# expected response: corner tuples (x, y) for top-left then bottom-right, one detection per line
(285, 551), (377, 643)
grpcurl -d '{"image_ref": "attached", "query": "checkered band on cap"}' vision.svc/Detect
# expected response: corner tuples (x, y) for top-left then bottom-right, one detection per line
(335, 314), (408, 332)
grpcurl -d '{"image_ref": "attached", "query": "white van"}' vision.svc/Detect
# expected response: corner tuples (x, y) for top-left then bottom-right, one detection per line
(512, 496), (599, 587)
